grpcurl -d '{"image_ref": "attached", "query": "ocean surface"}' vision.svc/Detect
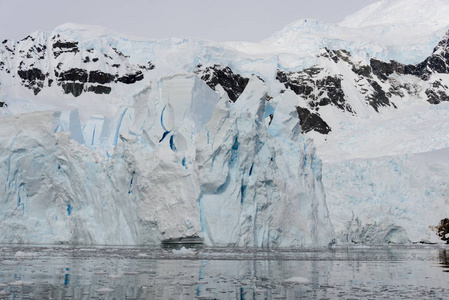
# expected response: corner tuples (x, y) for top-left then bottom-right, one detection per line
(0, 244), (448, 299)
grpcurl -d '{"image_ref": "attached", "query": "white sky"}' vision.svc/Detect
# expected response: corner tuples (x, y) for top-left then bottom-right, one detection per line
(0, 0), (379, 42)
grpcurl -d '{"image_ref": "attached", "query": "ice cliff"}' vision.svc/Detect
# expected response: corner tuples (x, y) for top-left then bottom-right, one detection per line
(0, 0), (449, 246)
(0, 74), (334, 246)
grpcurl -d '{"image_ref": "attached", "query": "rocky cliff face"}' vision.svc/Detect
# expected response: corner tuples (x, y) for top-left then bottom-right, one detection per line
(275, 34), (449, 134)
(2, 27), (449, 134)
(1, 32), (151, 97)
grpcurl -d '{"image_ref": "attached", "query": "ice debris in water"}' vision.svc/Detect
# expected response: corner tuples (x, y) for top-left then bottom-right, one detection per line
(14, 251), (36, 258)
(284, 277), (310, 284)
(172, 247), (196, 255)
(7, 281), (34, 286)
(96, 287), (114, 294)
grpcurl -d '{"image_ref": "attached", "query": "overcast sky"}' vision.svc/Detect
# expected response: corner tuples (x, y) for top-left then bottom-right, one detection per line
(0, 0), (379, 42)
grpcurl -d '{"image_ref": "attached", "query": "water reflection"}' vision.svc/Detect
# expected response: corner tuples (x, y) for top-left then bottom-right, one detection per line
(439, 249), (449, 272)
(0, 245), (448, 299)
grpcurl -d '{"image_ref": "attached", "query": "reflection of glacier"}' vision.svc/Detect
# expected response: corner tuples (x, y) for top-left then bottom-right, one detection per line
(2, 246), (449, 299)
(0, 75), (334, 246)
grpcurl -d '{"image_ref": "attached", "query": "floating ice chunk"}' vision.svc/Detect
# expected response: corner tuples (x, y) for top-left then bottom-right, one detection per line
(194, 295), (213, 299)
(93, 270), (108, 275)
(177, 281), (197, 286)
(284, 277), (310, 284)
(1, 260), (18, 265)
(353, 245), (371, 249)
(14, 251), (36, 258)
(96, 287), (114, 294)
(172, 246), (196, 255)
(123, 271), (140, 275)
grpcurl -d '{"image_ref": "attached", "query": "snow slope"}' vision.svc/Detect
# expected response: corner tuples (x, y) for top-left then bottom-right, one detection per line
(0, 0), (448, 246)
(340, 0), (449, 29)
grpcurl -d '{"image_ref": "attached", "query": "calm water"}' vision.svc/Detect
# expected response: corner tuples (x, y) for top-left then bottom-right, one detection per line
(0, 244), (448, 299)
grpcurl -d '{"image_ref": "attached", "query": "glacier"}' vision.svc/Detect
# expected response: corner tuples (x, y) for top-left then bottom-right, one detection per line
(323, 149), (449, 244)
(1, 0), (449, 246)
(0, 75), (334, 246)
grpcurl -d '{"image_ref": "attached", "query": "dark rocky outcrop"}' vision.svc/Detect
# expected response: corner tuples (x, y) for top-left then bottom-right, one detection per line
(57, 68), (88, 83)
(437, 218), (449, 243)
(138, 61), (155, 71)
(61, 82), (84, 97)
(111, 47), (128, 58)
(86, 85), (112, 95)
(195, 65), (249, 102)
(426, 80), (449, 104)
(52, 39), (79, 58)
(276, 69), (315, 96)
(427, 89), (449, 104)
(54, 68), (145, 96)
(88, 70), (115, 84)
(4, 45), (14, 53)
(147, 62), (155, 70)
(53, 68), (146, 96)
(17, 68), (45, 82)
(278, 33), (449, 123)
(117, 71), (144, 84)
(296, 106), (331, 134)
(408, 33), (449, 80)
(52, 41), (78, 50)
(367, 80), (391, 112)
(1, 33), (156, 97)
(352, 64), (371, 77)
(369, 30), (449, 104)
(277, 69), (353, 113)
(62, 82), (111, 96)
(370, 59), (406, 81)
(17, 68), (46, 95)
(275, 47), (407, 127)
(321, 48), (353, 64)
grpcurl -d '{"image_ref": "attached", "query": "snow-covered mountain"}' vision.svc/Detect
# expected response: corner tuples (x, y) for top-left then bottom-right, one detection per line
(0, 0), (448, 246)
